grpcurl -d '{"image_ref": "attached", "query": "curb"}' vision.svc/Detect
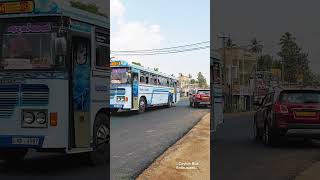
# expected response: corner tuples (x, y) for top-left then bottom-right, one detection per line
(294, 161), (320, 180)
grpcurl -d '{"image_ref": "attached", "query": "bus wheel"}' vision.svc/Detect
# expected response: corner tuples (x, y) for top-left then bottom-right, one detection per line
(0, 149), (27, 164)
(89, 112), (110, 166)
(167, 97), (172, 108)
(138, 97), (146, 113)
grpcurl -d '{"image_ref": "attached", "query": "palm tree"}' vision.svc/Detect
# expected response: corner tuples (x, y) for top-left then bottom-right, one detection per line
(249, 38), (263, 54)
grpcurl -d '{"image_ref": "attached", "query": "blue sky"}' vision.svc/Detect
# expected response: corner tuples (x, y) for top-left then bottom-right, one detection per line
(111, 0), (210, 81)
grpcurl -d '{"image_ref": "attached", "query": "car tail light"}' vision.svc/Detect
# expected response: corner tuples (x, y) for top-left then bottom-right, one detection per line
(274, 102), (289, 114)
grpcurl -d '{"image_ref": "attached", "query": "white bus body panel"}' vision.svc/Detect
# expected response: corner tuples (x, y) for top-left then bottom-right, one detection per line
(0, 78), (69, 149)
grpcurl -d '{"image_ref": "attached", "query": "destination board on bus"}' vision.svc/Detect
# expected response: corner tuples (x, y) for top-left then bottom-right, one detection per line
(0, 1), (34, 14)
(111, 61), (121, 67)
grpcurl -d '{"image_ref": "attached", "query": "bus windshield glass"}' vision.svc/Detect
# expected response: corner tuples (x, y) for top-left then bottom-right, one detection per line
(111, 67), (131, 84)
(0, 22), (60, 70)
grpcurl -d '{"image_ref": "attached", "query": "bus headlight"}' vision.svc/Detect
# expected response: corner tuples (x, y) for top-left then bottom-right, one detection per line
(22, 110), (48, 128)
(116, 96), (125, 102)
(36, 112), (47, 124)
(23, 112), (35, 124)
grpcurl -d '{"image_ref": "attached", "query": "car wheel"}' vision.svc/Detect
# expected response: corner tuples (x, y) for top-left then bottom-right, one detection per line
(263, 122), (278, 146)
(88, 112), (110, 166)
(138, 97), (146, 113)
(253, 119), (260, 141)
(193, 102), (198, 108)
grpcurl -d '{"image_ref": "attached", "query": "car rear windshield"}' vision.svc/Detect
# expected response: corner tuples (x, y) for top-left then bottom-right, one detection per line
(198, 90), (210, 95)
(279, 90), (320, 104)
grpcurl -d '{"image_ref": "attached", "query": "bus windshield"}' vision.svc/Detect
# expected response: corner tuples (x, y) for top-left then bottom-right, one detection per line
(1, 33), (55, 70)
(111, 67), (131, 84)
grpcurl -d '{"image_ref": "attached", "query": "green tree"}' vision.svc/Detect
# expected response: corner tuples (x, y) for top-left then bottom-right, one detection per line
(257, 54), (273, 71)
(197, 72), (208, 88)
(190, 79), (196, 84)
(70, 0), (106, 16)
(278, 32), (310, 83)
(249, 38), (263, 54)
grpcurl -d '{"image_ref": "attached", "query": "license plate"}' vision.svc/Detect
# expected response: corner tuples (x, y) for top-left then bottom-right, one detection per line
(113, 104), (123, 108)
(12, 137), (39, 145)
(295, 111), (317, 117)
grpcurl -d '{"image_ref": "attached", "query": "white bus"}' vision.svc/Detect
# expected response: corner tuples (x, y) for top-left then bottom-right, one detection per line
(0, 0), (109, 165)
(110, 60), (180, 113)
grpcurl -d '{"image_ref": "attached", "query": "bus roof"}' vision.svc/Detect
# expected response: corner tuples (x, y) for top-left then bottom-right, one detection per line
(0, 0), (109, 28)
(111, 60), (178, 80)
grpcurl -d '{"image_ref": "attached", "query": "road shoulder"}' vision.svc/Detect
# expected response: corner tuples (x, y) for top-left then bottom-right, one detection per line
(136, 113), (210, 180)
(295, 161), (320, 180)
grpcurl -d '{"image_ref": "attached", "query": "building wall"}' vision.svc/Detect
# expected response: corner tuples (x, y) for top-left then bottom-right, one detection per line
(217, 47), (257, 111)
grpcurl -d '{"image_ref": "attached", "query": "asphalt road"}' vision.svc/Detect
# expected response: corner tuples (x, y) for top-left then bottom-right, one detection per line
(110, 98), (209, 180)
(212, 112), (320, 180)
(0, 151), (108, 180)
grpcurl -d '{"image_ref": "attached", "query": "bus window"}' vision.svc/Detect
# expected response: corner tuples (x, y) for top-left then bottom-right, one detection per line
(140, 76), (145, 83)
(96, 44), (108, 68)
(150, 74), (157, 85)
(157, 77), (161, 86)
(146, 76), (149, 84)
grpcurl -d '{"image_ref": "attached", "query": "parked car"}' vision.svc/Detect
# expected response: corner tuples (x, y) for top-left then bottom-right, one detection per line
(189, 89), (211, 108)
(254, 88), (320, 146)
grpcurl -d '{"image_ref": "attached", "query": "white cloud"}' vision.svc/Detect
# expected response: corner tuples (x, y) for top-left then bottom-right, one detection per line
(110, 0), (125, 18)
(110, 0), (163, 53)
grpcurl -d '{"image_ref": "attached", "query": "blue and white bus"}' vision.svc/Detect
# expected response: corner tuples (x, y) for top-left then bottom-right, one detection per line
(110, 60), (180, 113)
(0, 0), (109, 165)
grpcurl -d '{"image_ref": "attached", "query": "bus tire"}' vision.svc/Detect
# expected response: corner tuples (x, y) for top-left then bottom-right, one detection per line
(0, 149), (27, 164)
(138, 97), (146, 113)
(89, 112), (110, 166)
(167, 96), (173, 108)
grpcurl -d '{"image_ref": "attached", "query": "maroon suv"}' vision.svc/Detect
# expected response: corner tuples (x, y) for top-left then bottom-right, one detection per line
(189, 89), (211, 108)
(254, 88), (320, 146)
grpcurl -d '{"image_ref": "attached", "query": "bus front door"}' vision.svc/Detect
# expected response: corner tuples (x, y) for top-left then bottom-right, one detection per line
(132, 72), (139, 110)
(71, 37), (91, 148)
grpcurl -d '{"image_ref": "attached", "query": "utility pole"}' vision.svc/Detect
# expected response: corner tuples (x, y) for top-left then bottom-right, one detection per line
(218, 33), (231, 111)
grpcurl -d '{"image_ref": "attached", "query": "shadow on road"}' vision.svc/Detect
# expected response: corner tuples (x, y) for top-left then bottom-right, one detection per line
(0, 154), (108, 176)
(111, 105), (210, 117)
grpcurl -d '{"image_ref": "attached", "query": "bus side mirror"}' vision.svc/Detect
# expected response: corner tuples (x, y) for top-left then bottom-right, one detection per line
(55, 37), (67, 56)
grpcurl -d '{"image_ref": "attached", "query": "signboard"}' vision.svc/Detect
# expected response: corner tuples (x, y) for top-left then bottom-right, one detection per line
(0, 1), (34, 14)
(111, 61), (121, 67)
(6, 23), (52, 33)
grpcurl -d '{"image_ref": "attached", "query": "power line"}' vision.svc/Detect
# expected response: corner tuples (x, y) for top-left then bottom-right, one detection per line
(111, 41), (210, 54)
(111, 45), (209, 56)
